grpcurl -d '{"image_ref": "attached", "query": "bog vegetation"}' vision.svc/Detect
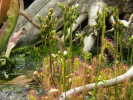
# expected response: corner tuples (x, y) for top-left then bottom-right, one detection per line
(27, 3), (133, 100)
(0, 1), (133, 100)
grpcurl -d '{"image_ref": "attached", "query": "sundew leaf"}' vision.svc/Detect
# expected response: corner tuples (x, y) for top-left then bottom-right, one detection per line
(0, 0), (19, 51)
(0, 0), (11, 25)
(27, 89), (39, 100)
(104, 38), (115, 58)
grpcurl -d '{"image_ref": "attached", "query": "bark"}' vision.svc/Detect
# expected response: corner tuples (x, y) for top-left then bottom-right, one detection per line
(14, 0), (133, 48)
(15, 0), (78, 47)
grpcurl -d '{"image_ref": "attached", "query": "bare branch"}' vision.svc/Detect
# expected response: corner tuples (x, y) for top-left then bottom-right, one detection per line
(19, 0), (40, 28)
(128, 13), (133, 24)
(19, 0), (24, 11)
(19, 10), (40, 28)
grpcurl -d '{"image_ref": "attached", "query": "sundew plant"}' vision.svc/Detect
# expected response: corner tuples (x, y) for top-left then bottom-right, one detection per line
(27, 2), (133, 100)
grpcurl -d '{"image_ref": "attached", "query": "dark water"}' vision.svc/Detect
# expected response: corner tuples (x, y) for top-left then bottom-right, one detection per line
(0, 53), (43, 100)
(0, 84), (28, 100)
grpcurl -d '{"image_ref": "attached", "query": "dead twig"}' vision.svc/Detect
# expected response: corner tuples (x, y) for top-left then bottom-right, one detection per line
(19, 0), (40, 28)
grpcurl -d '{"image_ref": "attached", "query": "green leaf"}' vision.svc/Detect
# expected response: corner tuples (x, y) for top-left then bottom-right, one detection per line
(0, 0), (11, 25)
(0, 0), (19, 51)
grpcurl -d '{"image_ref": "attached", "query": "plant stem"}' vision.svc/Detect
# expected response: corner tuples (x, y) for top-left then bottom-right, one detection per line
(69, 24), (73, 73)
(62, 57), (66, 99)
(120, 32), (124, 62)
(63, 12), (67, 50)
(0, 56), (15, 65)
(49, 39), (55, 85)
(131, 48), (133, 65)
(93, 8), (106, 98)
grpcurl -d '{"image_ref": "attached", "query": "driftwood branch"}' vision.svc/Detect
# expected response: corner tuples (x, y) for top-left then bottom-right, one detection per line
(15, 0), (133, 49)
(59, 66), (133, 100)
(19, 0), (24, 10)
(19, 10), (40, 28)
(19, 0), (40, 28)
